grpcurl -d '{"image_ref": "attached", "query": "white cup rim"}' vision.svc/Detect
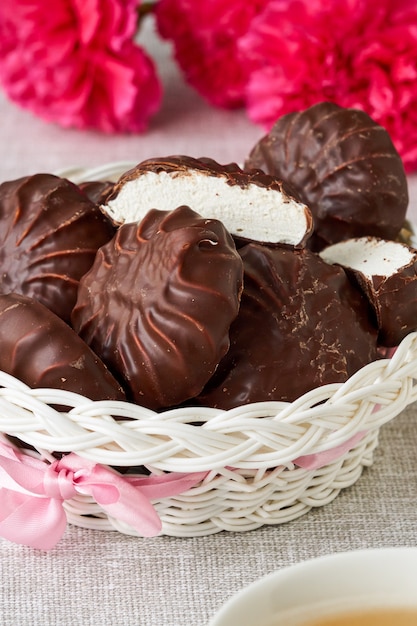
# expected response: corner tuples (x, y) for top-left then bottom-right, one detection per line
(208, 547), (417, 626)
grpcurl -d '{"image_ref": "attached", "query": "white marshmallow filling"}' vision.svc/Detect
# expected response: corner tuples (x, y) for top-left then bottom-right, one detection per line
(103, 170), (311, 246)
(320, 237), (415, 278)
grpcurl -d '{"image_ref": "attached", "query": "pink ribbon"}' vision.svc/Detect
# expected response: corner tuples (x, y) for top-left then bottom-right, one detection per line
(0, 442), (206, 550)
(294, 402), (383, 470)
(293, 431), (365, 470)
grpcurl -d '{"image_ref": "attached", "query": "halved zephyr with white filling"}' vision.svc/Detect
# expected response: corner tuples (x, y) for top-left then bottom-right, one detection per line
(101, 155), (313, 247)
(320, 236), (417, 347)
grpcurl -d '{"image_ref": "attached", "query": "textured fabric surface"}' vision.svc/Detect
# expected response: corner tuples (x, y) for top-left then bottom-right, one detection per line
(0, 19), (417, 626)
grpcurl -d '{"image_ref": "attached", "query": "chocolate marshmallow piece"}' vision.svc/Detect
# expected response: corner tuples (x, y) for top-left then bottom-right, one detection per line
(198, 244), (378, 408)
(102, 155), (313, 247)
(0, 293), (125, 401)
(72, 206), (244, 410)
(0, 174), (116, 323)
(320, 237), (417, 347)
(245, 102), (408, 251)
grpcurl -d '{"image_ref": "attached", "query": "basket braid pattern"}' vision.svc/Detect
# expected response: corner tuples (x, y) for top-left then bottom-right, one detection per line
(61, 428), (379, 536)
(1, 331), (416, 471)
(0, 163), (414, 536)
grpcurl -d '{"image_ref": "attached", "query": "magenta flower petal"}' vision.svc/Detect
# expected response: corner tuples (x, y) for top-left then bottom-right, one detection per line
(0, 0), (162, 133)
(240, 0), (417, 171)
(156, 0), (266, 108)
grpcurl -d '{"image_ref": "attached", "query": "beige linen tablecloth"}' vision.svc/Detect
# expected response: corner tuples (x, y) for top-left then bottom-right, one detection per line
(0, 20), (416, 626)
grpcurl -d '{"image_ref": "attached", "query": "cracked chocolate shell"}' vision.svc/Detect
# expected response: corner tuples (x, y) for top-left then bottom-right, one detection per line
(198, 243), (378, 408)
(245, 102), (408, 251)
(0, 174), (116, 323)
(101, 155), (313, 247)
(0, 293), (125, 401)
(72, 205), (244, 409)
(320, 237), (417, 347)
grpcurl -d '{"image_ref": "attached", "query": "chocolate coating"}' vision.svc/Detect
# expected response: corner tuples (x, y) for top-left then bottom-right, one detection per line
(0, 293), (125, 401)
(79, 180), (115, 205)
(322, 238), (417, 347)
(0, 174), (116, 322)
(72, 205), (244, 409)
(364, 269), (417, 348)
(198, 243), (378, 407)
(245, 102), (409, 250)
(111, 155), (301, 198)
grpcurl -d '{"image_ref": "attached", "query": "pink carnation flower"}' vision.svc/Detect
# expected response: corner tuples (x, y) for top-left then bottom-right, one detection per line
(156, 0), (266, 108)
(240, 0), (417, 171)
(0, 0), (162, 133)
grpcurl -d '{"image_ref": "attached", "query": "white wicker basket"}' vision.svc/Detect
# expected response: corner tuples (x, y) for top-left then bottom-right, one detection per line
(1, 162), (416, 540)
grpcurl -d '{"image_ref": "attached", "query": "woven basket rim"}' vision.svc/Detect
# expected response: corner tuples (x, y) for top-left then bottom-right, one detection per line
(1, 329), (416, 472)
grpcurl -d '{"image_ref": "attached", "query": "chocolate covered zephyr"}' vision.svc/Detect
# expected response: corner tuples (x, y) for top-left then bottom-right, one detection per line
(198, 243), (378, 408)
(320, 237), (417, 347)
(101, 155), (313, 247)
(72, 205), (244, 409)
(245, 102), (409, 250)
(0, 174), (116, 323)
(0, 293), (125, 401)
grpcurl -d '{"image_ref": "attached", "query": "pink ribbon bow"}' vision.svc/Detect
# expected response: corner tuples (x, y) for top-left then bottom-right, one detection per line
(0, 442), (206, 550)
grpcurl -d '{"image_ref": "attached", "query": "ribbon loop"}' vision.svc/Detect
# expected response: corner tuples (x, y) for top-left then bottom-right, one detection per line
(0, 442), (206, 550)
(43, 464), (77, 501)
